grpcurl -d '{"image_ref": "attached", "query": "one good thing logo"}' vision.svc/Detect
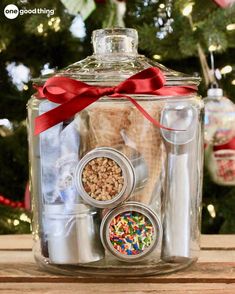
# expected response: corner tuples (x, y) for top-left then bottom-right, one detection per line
(4, 4), (55, 19)
(4, 4), (19, 19)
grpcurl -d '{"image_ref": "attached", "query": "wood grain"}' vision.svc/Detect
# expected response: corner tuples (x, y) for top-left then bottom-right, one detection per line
(199, 250), (235, 262)
(200, 235), (235, 250)
(0, 249), (234, 264)
(0, 259), (234, 283)
(0, 283), (235, 294)
(1, 234), (235, 251)
(0, 235), (234, 293)
(0, 235), (33, 251)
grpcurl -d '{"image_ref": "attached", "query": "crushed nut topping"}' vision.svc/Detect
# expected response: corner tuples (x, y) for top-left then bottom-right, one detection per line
(82, 157), (124, 201)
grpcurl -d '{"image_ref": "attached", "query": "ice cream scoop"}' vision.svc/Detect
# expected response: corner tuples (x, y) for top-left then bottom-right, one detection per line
(161, 102), (197, 261)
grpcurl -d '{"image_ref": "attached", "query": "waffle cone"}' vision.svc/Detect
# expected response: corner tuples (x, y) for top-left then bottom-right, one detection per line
(124, 101), (165, 204)
(87, 103), (132, 148)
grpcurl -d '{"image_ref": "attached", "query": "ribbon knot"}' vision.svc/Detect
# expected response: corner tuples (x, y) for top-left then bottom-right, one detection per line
(34, 67), (197, 135)
(97, 87), (115, 96)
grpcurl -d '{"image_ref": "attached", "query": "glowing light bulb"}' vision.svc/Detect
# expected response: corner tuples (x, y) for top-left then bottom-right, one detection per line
(231, 80), (235, 85)
(20, 213), (31, 223)
(226, 23), (235, 31)
(37, 23), (43, 34)
(209, 45), (216, 52)
(153, 54), (161, 60)
(53, 17), (61, 32)
(182, 3), (194, 16)
(159, 4), (165, 9)
(209, 44), (222, 52)
(220, 65), (233, 75)
(13, 219), (20, 226)
(207, 204), (216, 218)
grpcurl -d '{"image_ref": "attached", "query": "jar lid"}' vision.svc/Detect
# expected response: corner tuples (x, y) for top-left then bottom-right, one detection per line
(100, 201), (162, 262)
(33, 28), (200, 89)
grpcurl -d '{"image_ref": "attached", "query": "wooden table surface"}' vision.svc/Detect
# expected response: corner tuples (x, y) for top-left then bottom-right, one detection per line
(0, 234), (234, 293)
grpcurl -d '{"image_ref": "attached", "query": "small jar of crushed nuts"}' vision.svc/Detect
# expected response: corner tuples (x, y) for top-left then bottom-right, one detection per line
(75, 147), (147, 208)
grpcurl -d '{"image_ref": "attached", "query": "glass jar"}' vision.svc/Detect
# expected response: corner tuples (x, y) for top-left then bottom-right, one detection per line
(27, 28), (203, 276)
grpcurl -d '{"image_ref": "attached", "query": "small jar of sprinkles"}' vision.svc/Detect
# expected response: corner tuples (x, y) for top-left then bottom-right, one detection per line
(75, 147), (147, 208)
(100, 202), (162, 262)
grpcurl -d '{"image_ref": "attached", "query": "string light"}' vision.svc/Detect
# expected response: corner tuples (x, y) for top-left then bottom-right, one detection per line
(53, 17), (61, 32)
(20, 213), (31, 223)
(13, 219), (20, 226)
(48, 17), (61, 32)
(209, 45), (216, 52)
(182, 3), (194, 16)
(207, 204), (216, 218)
(37, 23), (44, 34)
(48, 19), (53, 26)
(153, 54), (161, 60)
(159, 3), (165, 9)
(0, 41), (6, 53)
(209, 44), (222, 52)
(226, 23), (235, 31)
(220, 65), (233, 75)
(231, 80), (235, 85)
(23, 85), (28, 91)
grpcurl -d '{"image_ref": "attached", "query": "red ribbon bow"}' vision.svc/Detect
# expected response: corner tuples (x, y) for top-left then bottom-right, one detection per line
(34, 67), (197, 135)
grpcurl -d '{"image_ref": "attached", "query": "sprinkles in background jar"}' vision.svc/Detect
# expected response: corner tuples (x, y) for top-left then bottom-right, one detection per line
(101, 202), (162, 262)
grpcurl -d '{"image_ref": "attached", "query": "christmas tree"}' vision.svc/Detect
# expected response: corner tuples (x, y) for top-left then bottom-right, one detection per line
(0, 0), (234, 233)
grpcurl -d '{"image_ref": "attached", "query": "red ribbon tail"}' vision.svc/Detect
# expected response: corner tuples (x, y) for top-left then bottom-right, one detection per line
(111, 94), (184, 132)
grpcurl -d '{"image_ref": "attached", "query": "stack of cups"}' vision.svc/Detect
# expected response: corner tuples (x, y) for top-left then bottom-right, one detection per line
(44, 204), (104, 264)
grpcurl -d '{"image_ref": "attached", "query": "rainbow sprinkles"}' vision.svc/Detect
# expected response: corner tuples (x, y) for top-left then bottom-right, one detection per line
(109, 211), (154, 256)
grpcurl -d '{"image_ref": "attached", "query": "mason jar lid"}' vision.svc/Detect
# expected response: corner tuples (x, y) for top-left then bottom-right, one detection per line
(100, 201), (162, 262)
(74, 147), (136, 209)
(32, 28), (200, 89)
